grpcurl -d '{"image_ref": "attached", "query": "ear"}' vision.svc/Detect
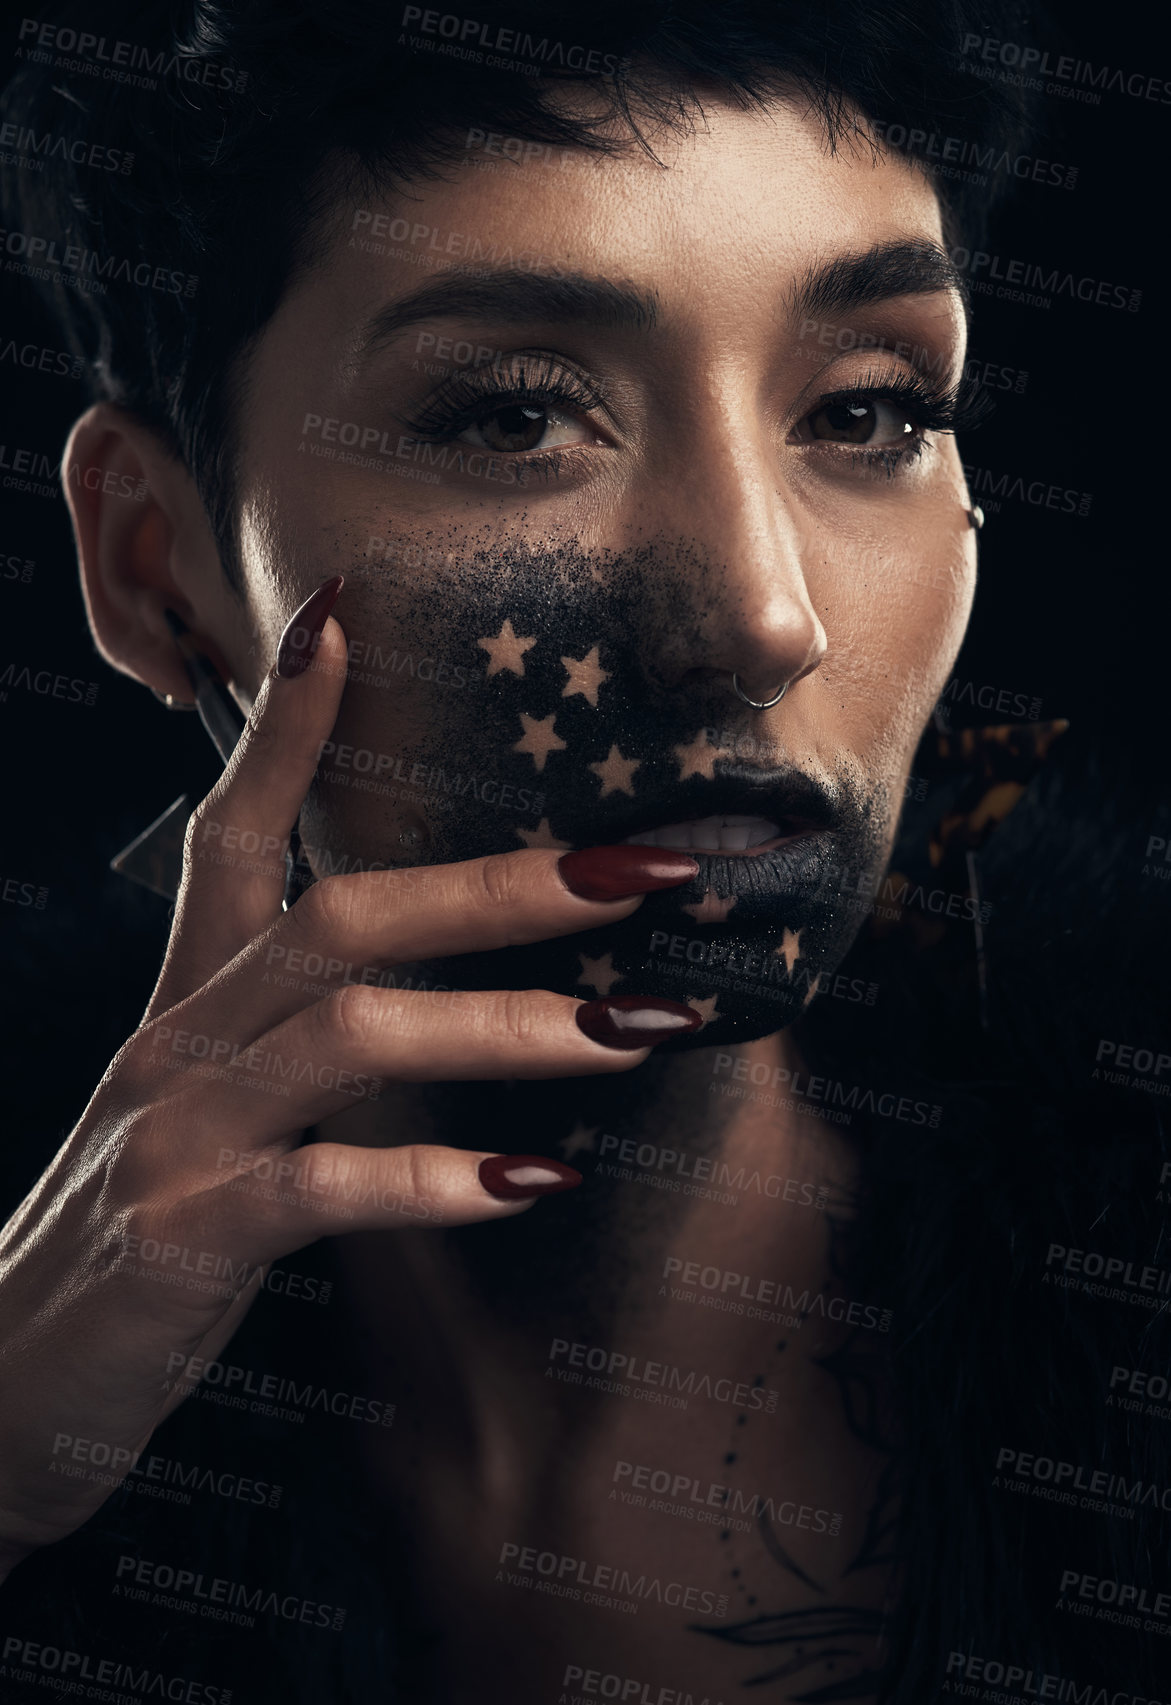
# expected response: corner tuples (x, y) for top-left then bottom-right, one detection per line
(62, 403), (241, 701)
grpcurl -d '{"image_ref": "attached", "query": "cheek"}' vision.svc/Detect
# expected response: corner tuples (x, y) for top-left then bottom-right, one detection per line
(814, 530), (975, 760)
(296, 569), (495, 871)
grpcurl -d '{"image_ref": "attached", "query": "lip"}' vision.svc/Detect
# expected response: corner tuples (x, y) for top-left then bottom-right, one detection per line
(554, 771), (839, 855)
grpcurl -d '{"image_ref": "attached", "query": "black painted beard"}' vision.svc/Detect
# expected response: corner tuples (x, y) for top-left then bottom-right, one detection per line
(308, 533), (894, 1047)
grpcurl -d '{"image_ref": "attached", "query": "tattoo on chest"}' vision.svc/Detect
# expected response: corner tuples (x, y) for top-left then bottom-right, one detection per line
(688, 1332), (898, 1700)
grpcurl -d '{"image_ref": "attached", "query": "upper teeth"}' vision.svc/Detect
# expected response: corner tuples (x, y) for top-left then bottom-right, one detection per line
(622, 814), (781, 851)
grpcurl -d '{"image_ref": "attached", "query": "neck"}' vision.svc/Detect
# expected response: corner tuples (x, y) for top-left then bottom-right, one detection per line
(326, 1024), (861, 1338)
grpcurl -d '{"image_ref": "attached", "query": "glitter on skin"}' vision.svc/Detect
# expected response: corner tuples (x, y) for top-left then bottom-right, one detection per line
(294, 526), (892, 1050)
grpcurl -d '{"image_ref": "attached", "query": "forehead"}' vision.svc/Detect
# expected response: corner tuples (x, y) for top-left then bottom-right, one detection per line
(287, 94), (946, 341)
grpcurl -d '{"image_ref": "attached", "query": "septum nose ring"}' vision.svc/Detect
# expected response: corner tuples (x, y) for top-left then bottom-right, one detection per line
(731, 673), (788, 710)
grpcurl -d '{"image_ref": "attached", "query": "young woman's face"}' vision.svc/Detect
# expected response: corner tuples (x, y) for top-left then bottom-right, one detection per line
(223, 92), (976, 1043)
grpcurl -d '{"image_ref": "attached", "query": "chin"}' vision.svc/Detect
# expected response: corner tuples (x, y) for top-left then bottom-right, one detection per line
(408, 838), (873, 1050)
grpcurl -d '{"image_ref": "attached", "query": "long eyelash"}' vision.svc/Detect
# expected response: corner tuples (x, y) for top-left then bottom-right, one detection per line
(810, 362), (992, 479)
(819, 362), (992, 435)
(400, 352), (605, 442)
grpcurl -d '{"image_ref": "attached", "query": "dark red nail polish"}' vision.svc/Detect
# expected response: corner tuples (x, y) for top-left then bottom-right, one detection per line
(478, 1155), (582, 1200)
(558, 845), (699, 902)
(274, 576), (344, 679)
(575, 996), (703, 1050)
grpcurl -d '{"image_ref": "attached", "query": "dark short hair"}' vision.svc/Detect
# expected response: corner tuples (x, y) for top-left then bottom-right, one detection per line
(1, 0), (1040, 584)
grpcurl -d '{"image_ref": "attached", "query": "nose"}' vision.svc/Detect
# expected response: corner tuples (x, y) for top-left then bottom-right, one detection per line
(642, 433), (828, 703)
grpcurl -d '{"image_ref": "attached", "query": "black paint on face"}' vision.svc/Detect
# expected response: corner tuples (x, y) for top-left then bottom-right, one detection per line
(305, 531), (892, 1048)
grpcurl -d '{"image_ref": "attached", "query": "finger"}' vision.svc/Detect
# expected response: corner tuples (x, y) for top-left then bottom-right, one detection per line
(167, 845), (698, 1042)
(209, 1142), (564, 1254)
(147, 584), (347, 1016)
(151, 984), (698, 1153)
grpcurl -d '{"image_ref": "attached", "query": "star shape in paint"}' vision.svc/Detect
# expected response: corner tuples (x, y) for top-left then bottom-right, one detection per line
(673, 730), (732, 782)
(578, 952), (620, 997)
(514, 817), (571, 850)
(775, 928), (803, 975)
(802, 974), (822, 1008)
(588, 744), (640, 797)
(559, 1122), (600, 1161)
(686, 994), (721, 1027)
(513, 711), (567, 772)
(681, 891), (738, 924)
(560, 645), (610, 707)
(477, 617), (537, 678)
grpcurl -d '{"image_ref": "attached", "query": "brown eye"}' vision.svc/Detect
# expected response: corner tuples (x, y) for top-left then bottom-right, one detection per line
(801, 398), (915, 446)
(475, 403), (547, 452)
(456, 400), (592, 455)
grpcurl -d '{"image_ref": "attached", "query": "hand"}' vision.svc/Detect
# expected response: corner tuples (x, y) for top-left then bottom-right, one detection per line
(0, 592), (700, 1575)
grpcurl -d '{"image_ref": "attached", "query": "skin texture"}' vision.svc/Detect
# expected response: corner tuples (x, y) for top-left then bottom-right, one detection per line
(48, 87), (980, 1700)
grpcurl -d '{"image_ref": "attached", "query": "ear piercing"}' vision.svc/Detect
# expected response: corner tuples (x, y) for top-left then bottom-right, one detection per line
(967, 505), (985, 530)
(731, 673), (788, 709)
(150, 686), (196, 711)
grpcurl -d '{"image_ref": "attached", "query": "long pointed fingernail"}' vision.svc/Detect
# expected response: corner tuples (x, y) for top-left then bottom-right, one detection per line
(575, 996), (703, 1050)
(274, 576), (344, 679)
(478, 1155), (582, 1200)
(558, 845), (699, 901)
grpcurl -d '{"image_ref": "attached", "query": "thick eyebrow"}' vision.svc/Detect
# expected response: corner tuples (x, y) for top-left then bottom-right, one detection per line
(351, 237), (966, 369)
(788, 237), (970, 327)
(354, 270), (660, 364)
